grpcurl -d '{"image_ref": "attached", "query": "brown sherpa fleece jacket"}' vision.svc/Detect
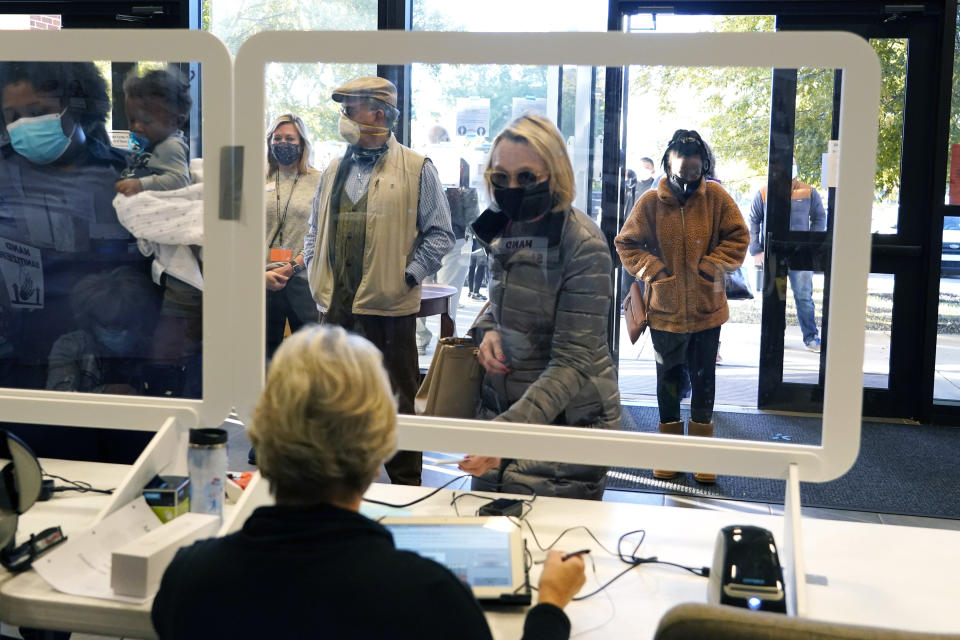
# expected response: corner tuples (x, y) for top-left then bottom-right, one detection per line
(615, 177), (749, 334)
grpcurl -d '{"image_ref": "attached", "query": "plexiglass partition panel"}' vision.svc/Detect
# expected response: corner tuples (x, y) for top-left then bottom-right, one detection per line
(0, 30), (235, 430)
(234, 31), (879, 482)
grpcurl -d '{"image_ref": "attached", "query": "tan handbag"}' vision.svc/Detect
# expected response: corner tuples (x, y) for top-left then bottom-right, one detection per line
(623, 280), (650, 344)
(414, 337), (483, 418)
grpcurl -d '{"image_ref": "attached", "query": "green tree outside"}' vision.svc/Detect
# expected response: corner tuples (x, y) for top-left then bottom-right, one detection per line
(630, 15), (906, 203)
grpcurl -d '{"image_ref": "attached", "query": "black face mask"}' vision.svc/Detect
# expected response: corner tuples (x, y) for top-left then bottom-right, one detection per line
(668, 174), (700, 201)
(270, 142), (300, 167)
(493, 179), (553, 221)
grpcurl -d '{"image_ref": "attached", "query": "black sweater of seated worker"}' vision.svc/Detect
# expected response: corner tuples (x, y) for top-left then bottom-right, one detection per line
(151, 503), (571, 640)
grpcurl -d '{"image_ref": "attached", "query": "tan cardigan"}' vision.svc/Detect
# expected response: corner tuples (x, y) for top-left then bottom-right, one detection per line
(615, 177), (749, 334)
(308, 135), (425, 317)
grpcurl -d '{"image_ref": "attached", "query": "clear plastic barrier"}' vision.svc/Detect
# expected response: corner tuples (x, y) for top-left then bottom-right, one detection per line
(0, 30), (234, 430)
(234, 30), (880, 482)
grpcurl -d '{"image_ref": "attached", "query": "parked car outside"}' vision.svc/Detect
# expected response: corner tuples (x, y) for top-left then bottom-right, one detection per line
(942, 216), (960, 277)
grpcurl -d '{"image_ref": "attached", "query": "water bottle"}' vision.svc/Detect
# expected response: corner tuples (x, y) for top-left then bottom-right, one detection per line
(187, 428), (227, 519)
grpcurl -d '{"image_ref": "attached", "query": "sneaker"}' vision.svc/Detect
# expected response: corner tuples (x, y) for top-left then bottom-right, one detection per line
(474, 292), (487, 301)
(804, 337), (821, 353)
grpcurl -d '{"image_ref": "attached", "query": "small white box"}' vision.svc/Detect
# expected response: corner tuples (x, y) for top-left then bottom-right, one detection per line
(111, 512), (220, 598)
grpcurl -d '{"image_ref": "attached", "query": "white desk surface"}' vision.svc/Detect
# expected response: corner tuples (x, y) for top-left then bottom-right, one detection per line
(2, 475), (959, 639)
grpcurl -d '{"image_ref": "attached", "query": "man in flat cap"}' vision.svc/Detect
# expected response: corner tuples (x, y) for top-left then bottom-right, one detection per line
(302, 76), (454, 486)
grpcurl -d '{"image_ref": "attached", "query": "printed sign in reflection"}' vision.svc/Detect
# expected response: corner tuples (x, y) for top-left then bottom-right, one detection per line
(0, 236), (43, 308)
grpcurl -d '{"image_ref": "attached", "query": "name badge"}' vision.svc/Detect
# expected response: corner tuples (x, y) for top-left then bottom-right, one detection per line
(270, 248), (293, 262)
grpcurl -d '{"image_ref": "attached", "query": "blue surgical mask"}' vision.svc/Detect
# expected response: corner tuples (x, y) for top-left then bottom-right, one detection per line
(5, 109), (74, 165)
(129, 131), (150, 153)
(94, 326), (137, 354)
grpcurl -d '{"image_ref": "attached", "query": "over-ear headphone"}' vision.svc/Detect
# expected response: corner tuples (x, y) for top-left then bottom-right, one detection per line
(0, 429), (43, 552)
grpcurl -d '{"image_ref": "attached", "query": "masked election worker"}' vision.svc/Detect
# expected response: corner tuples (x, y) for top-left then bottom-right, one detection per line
(152, 325), (585, 640)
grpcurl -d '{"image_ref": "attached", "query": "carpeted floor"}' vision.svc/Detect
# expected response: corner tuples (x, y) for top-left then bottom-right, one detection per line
(608, 406), (960, 520)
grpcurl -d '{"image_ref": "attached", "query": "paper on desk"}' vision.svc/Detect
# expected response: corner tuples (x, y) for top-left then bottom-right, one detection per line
(33, 496), (161, 603)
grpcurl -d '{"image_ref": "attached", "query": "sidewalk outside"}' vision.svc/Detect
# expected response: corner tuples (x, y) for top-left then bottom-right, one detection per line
(418, 286), (960, 409)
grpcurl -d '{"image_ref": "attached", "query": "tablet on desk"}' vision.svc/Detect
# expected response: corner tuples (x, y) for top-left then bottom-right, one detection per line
(380, 516), (530, 605)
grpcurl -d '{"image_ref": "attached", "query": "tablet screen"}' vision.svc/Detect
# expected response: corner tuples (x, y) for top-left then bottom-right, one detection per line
(381, 516), (528, 602)
(387, 523), (513, 586)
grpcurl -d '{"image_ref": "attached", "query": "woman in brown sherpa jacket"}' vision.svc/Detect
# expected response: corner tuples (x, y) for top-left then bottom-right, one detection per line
(615, 130), (748, 484)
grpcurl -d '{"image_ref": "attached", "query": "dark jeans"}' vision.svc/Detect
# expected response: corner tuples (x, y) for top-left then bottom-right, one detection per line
(467, 252), (487, 293)
(266, 275), (319, 360)
(319, 310), (422, 486)
(649, 326), (721, 424)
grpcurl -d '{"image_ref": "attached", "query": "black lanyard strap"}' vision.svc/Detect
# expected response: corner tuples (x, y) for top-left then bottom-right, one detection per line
(271, 171), (301, 248)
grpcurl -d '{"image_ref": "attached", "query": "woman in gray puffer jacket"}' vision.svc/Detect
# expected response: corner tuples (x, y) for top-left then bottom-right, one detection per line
(458, 114), (621, 501)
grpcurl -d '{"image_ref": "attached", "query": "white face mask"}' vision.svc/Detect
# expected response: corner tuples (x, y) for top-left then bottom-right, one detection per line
(338, 113), (390, 146)
(338, 114), (362, 145)
(792, 164), (799, 179)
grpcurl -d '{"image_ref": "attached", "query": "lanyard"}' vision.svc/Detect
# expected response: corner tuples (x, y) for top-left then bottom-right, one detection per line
(273, 171), (301, 247)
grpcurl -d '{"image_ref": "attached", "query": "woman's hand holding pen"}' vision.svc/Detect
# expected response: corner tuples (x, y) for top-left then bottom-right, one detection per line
(537, 550), (587, 610)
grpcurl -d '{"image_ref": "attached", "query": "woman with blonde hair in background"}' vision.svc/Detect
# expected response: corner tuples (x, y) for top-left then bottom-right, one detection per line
(459, 114), (621, 500)
(263, 113), (321, 359)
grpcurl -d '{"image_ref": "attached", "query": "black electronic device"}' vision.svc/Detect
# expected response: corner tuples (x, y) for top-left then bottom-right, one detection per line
(0, 429), (58, 572)
(708, 525), (786, 613)
(477, 498), (523, 517)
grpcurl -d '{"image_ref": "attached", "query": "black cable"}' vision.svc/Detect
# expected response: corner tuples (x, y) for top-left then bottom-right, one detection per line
(617, 529), (709, 577)
(572, 555), (709, 601)
(363, 474), (471, 508)
(450, 492), (494, 516)
(513, 520), (707, 601)
(450, 481), (537, 517)
(512, 518), (620, 558)
(42, 471), (113, 495)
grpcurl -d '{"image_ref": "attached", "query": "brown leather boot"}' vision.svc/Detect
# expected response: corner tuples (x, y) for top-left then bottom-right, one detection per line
(653, 420), (684, 479)
(688, 420), (716, 484)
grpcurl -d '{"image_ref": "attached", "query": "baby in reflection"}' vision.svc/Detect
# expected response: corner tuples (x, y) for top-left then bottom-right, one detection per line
(111, 68), (203, 399)
(114, 68), (192, 196)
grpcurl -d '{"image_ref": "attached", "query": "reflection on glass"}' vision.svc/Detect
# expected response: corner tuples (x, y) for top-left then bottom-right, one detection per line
(0, 60), (203, 398)
(935, 216), (960, 401)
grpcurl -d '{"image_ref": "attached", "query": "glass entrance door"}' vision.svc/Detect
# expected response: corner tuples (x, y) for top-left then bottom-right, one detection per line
(766, 10), (942, 418)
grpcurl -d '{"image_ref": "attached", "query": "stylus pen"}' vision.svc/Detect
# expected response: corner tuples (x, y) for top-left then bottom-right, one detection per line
(561, 549), (591, 561)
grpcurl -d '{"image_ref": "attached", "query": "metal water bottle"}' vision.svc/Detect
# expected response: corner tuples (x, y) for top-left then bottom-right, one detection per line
(187, 428), (227, 519)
